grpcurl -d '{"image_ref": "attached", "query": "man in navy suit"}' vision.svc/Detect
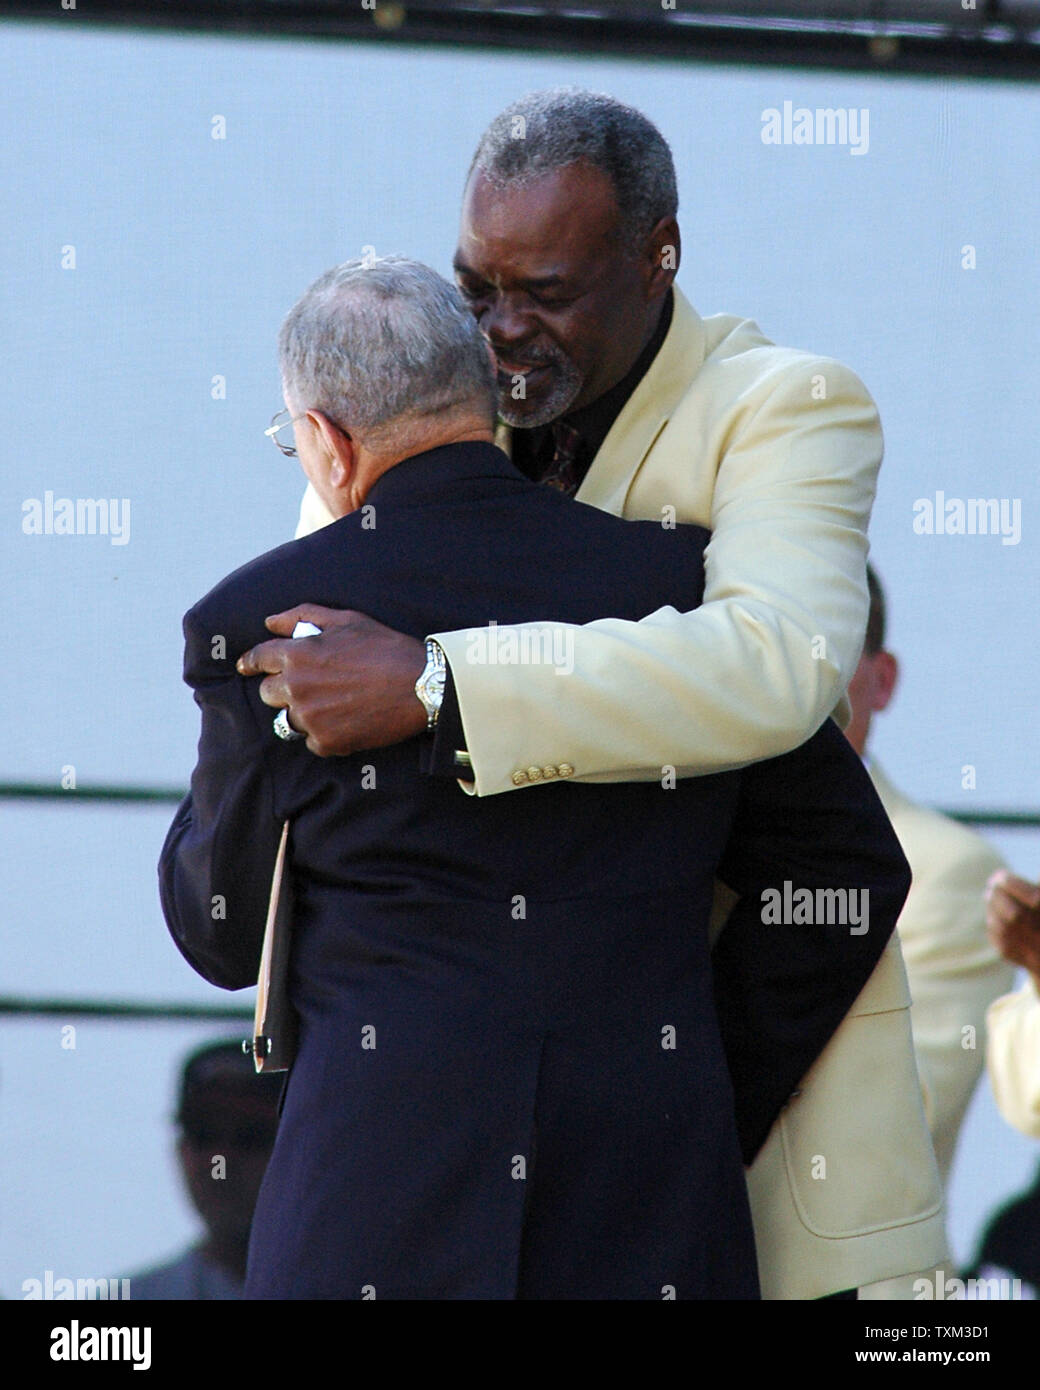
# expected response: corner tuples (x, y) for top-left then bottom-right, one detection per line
(160, 257), (909, 1300)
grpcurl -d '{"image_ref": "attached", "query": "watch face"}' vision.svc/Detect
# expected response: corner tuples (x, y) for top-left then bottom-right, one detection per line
(417, 667), (445, 711)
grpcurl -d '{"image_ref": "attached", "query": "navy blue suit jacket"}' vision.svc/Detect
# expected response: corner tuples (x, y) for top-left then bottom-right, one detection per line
(160, 442), (909, 1299)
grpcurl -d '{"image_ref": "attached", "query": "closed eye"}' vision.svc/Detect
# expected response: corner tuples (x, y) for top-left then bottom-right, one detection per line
(528, 290), (577, 309)
(456, 277), (491, 301)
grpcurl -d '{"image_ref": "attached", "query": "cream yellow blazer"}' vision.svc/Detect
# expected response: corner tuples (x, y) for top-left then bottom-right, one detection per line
(745, 931), (945, 1299)
(987, 978), (1040, 1138)
(295, 286), (948, 1297)
(870, 763), (1014, 1184)
(857, 764), (1013, 1301)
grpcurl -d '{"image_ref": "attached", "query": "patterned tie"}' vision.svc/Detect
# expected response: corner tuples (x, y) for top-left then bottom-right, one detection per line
(541, 421), (585, 497)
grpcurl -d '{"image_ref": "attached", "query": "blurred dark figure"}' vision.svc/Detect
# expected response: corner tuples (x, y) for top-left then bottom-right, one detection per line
(963, 1160), (1040, 1300)
(126, 1040), (281, 1299)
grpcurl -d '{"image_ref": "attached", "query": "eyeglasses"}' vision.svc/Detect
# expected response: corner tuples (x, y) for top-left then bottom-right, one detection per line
(265, 408), (306, 458)
(266, 408), (351, 456)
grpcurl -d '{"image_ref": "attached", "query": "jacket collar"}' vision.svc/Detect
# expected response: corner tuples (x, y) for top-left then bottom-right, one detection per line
(364, 440), (520, 508)
(492, 286), (707, 517)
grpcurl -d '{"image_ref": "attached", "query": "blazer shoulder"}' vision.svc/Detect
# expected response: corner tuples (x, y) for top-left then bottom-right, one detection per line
(185, 522), (354, 652)
(696, 313), (877, 407)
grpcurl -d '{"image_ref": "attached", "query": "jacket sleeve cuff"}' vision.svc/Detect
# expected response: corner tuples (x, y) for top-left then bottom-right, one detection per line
(422, 666), (475, 790)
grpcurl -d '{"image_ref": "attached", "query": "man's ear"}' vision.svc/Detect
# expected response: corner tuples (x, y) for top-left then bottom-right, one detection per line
(309, 411), (357, 491)
(642, 215), (680, 300)
(871, 650), (899, 714)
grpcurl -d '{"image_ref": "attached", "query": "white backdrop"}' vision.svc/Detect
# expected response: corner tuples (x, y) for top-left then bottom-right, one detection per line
(2, 18), (1038, 1295)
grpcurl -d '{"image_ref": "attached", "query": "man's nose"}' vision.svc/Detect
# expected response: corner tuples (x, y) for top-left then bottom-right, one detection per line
(481, 295), (534, 353)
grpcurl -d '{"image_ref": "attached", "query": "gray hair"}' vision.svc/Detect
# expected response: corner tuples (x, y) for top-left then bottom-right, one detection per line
(278, 255), (496, 451)
(469, 88), (678, 250)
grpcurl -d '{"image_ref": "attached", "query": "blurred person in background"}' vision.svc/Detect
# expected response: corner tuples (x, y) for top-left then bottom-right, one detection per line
(986, 871), (1040, 1141)
(845, 565), (1015, 1300)
(125, 1040), (281, 1299)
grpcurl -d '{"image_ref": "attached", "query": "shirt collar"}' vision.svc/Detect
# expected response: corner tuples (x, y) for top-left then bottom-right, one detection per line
(561, 287), (675, 461)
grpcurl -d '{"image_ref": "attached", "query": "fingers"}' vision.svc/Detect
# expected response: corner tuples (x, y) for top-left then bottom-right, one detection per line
(257, 673), (293, 711)
(237, 606), (347, 674)
(987, 886), (1022, 936)
(987, 876), (1040, 968)
(236, 637), (293, 678)
(990, 872), (1040, 911)
(263, 607), (314, 638)
(987, 879), (1039, 923)
(264, 604), (356, 636)
(233, 607), (399, 757)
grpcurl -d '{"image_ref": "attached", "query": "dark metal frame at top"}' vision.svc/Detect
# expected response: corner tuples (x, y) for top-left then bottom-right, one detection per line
(2, 1), (1040, 81)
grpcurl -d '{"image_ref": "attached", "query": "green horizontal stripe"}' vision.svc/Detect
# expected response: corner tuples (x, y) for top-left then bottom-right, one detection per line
(0, 996), (252, 1022)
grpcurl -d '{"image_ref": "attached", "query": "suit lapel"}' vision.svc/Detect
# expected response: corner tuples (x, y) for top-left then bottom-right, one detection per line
(494, 286), (707, 516)
(576, 287), (707, 516)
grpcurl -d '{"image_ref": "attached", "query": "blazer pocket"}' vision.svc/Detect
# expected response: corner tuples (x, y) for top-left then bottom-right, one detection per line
(779, 1002), (943, 1238)
(844, 932), (913, 1017)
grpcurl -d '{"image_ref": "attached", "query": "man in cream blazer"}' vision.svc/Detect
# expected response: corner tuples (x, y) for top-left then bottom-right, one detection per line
(248, 90), (947, 1298)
